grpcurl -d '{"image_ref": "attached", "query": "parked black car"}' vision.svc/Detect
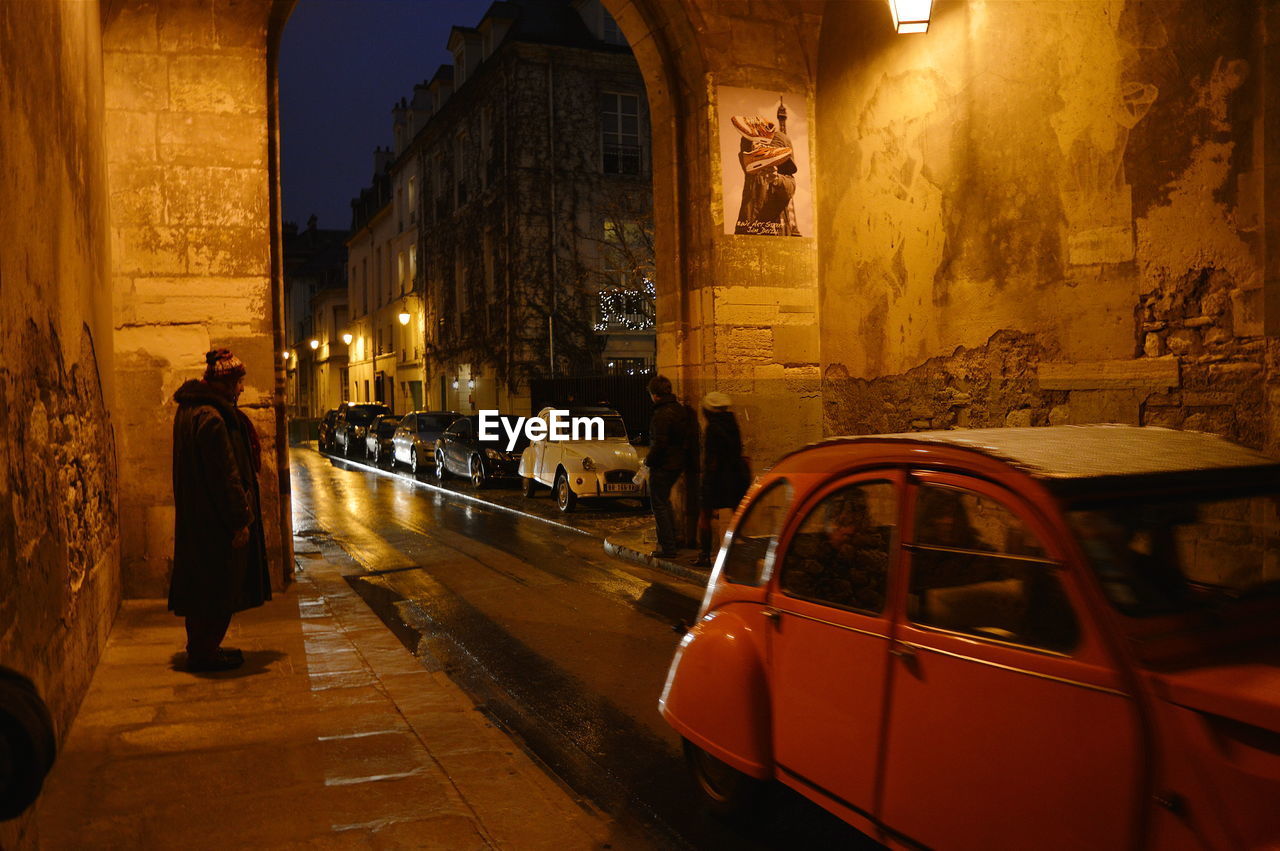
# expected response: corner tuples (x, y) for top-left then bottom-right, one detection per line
(317, 408), (339, 452)
(365, 414), (401, 465)
(434, 414), (530, 488)
(391, 411), (461, 474)
(333, 403), (391, 458)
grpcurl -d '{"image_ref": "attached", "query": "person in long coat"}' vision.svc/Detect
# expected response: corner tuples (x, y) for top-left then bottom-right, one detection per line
(694, 392), (750, 567)
(169, 348), (271, 672)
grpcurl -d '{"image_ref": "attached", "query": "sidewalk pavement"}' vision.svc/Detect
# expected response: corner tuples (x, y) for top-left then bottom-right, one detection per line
(34, 547), (649, 849)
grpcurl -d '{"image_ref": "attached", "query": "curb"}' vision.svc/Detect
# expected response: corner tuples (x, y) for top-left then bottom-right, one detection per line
(602, 537), (711, 587)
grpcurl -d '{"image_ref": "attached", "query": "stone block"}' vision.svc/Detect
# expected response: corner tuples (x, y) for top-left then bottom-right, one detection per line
(104, 1), (159, 51)
(104, 53), (169, 112)
(772, 323), (819, 364)
(1005, 409), (1034, 428)
(164, 166), (267, 227)
(1037, 357), (1179, 391)
(104, 111), (158, 164)
(169, 53), (266, 115)
(158, 0), (216, 52)
(108, 163), (166, 225)
(1062, 390), (1143, 425)
(186, 226), (270, 276)
(1165, 328), (1201, 356)
(213, 0), (268, 48)
(114, 325), (211, 373)
(719, 326), (774, 363)
(159, 112), (266, 167)
(145, 505), (175, 562)
(1233, 287), (1264, 336)
(112, 226), (188, 275)
(127, 276), (269, 326)
(1143, 333), (1162, 357)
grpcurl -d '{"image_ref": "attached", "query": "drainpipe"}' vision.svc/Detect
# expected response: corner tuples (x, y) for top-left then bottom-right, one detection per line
(547, 60), (557, 376)
(266, 1), (296, 587)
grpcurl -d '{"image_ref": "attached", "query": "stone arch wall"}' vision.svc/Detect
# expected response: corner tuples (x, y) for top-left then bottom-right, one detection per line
(602, 0), (828, 471)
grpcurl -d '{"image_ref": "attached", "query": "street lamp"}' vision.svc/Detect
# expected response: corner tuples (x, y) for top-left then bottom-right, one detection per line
(398, 311), (411, 326)
(888, 0), (932, 33)
(282, 351), (290, 361)
(342, 332), (353, 345)
(467, 379), (475, 390)
(309, 339), (319, 350)
(451, 378), (459, 390)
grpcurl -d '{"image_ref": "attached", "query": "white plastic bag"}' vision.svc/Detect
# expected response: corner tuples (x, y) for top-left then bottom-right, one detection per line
(632, 465), (650, 486)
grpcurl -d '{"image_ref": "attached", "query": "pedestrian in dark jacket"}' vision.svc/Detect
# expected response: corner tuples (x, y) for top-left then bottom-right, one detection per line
(643, 374), (696, 558)
(694, 392), (750, 566)
(169, 348), (271, 672)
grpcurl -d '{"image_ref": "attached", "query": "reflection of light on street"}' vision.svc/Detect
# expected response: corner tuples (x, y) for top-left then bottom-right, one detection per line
(464, 505), (475, 520)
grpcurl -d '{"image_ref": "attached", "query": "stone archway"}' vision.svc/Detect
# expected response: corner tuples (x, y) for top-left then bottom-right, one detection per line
(601, 0), (828, 465)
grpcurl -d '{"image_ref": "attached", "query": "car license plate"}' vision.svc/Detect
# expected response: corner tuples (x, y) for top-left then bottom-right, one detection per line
(604, 483), (638, 492)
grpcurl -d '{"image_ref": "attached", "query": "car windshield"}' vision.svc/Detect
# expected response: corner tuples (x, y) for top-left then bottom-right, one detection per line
(418, 415), (457, 432)
(599, 417), (628, 439)
(375, 418), (400, 435)
(1068, 492), (1280, 617)
(347, 406), (389, 425)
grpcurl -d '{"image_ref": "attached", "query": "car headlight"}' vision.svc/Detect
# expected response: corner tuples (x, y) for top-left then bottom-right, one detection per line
(485, 448), (504, 460)
(581, 457), (594, 471)
(354, 426), (366, 437)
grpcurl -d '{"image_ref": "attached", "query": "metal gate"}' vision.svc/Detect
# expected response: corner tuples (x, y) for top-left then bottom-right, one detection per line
(528, 375), (653, 442)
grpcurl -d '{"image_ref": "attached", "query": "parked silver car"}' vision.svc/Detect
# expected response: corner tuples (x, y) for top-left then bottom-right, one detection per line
(391, 411), (461, 474)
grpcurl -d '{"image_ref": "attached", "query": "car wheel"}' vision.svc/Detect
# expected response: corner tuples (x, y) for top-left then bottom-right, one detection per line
(683, 739), (762, 817)
(554, 470), (577, 513)
(470, 455), (487, 489)
(435, 449), (448, 480)
(410, 448), (420, 475)
(371, 444), (379, 464)
(344, 436), (354, 458)
(522, 477), (538, 498)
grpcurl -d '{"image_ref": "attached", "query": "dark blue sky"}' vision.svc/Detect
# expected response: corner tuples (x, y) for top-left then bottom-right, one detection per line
(280, 0), (490, 231)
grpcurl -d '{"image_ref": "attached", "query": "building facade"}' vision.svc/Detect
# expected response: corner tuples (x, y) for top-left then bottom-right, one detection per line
(356, 0), (655, 417)
(282, 217), (348, 419)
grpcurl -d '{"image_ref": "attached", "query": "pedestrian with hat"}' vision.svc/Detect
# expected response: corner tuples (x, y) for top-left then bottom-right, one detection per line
(169, 348), (271, 672)
(693, 391), (751, 567)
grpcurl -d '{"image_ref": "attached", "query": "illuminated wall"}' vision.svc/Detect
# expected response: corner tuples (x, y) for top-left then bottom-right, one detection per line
(817, 0), (1278, 448)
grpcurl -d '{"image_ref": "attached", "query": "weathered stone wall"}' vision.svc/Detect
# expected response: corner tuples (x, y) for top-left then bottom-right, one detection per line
(817, 0), (1277, 450)
(104, 0), (287, 596)
(0, 2), (120, 846)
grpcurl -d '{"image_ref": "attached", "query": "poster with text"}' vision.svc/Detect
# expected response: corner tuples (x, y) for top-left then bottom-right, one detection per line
(718, 86), (813, 237)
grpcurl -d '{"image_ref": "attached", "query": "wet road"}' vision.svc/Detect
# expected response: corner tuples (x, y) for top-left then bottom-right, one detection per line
(290, 447), (877, 849)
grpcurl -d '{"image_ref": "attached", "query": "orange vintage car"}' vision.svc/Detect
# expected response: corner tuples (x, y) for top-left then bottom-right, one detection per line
(660, 425), (1280, 850)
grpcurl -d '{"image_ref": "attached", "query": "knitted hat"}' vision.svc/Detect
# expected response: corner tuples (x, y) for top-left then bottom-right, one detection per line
(702, 391), (732, 411)
(204, 348), (246, 382)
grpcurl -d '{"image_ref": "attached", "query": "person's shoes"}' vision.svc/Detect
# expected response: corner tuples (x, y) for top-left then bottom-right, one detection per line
(185, 652), (245, 673)
(691, 553), (713, 567)
(218, 647), (245, 662)
(649, 549), (679, 560)
(731, 114), (776, 139)
(742, 143), (793, 174)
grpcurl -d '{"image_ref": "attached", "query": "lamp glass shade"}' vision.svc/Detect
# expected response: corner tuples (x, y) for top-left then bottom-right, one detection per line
(451, 379), (459, 390)
(342, 333), (353, 345)
(467, 379), (475, 389)
(282, 351), (290, 360)
(398, 312), (411, 325)
(889, 0), (931, 32)
(309, 339), (319, 350)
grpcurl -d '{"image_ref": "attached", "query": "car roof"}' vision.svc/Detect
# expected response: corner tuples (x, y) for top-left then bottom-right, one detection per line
(774, 425), (1280, 496)
(406, 410), (459, 417)
(537, 406), (620, 417)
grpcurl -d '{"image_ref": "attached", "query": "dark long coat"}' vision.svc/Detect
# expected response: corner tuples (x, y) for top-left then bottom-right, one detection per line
(700, 410), (749, 510)
(169, 380), (271, 617)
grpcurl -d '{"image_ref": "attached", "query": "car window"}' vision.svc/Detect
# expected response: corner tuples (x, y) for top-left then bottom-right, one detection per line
(720, 480), (792, 586)
(449, 419), (472, 438)
(398, 415), (415, 431)
(779, 481), (895, 614)
(909, 484), (1078, 653)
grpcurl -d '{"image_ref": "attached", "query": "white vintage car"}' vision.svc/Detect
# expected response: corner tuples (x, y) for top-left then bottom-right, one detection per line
(518, 406), (648, 512)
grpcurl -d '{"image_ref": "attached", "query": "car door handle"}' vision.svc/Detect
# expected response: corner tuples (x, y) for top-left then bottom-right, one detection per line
(763, 608), (781, 627)
(890, 643), (916, 660)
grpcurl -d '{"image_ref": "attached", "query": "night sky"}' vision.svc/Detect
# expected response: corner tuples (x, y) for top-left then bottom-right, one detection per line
(280, 0), (490, 231)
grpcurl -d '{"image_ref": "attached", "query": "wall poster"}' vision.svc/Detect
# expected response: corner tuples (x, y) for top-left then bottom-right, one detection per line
(717, 86), (813, 237)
